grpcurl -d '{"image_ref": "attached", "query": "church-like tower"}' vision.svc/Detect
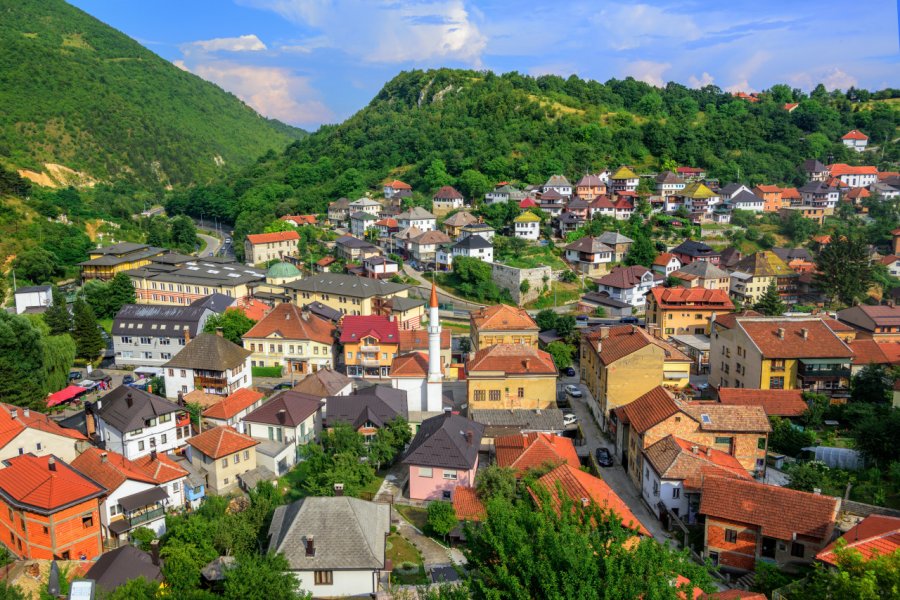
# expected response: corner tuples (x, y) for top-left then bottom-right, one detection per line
(425, 284), (443, 412)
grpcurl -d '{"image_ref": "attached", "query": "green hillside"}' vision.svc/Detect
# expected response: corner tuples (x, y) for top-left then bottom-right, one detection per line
(164, 68), (898, 244)
(0, 0), (304, 186)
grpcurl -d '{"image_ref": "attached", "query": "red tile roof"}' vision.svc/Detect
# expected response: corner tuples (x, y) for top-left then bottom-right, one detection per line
(452, 486), (486, 522)
(186, 425), (258, 459)
(880, 254), (899, 266)
(316, 256), (336, 267)
(399, 329), (451, 352)
(583, 325), (665, 366)
(243, 302), (336, 344)
(846, 187), (871, 200)
(738, 318), (853, 359)
(713, 310), (762, 330)
(615, 386), (680, 433)
(816, 514), (900, 566)
(716, 388), (808, 417)
(131, 452), (189, 484)
(234, 300), (270, 322)
(589, 195), (615, 209)
(532, 464), (650, 536)
(495, 433), (579, 475)
(700, 476), (838, 542)
(466, 344), (557, 375)
(653, 252), (677, 267)
(182, 390), (222, 408)
(0, 404), (87, 450)
(245, 230), (300, 244)
(644, 436), (751, 491)
(470, 304), (538, 332)
(339, 315), (400, 344)
(71, 447), (157, 492)
(434, 185), (464, 200)
(783, 103), (799, 112)
(202, 388), (265, 420)
(682, 403), (770, 432)
(828, 163), (877, 176)
(518, 197), (537, 208)
(849, 339), (890, 366)
(386, 179), (412, 190)
(841, 129), (868, 141)
(0, 454), (105, 513)
(754, 184), (781, 194)
(375, 218), (398, 228)
(280, 215), (317, 225)
(649, 287), (734, 310)
(389, 352), (429, 377)
(780, 187), (801, 199)
(595, 265), (657, 289)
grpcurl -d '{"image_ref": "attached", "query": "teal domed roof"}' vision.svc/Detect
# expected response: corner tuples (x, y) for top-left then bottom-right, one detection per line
(267, 262), (301, 279)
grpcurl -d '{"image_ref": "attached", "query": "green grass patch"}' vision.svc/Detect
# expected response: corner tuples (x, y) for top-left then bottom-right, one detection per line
(386, 533), (427, 585)
(252, 366), (283, 378)
(440, 320), (470, 333)
(279, 461), (311, 502)
(526, 281), (586, 309)
(359, 474), (385, 499)
(396, 505), (428, 530)
(496, 244), (567, 270)
(98, 317), (113, 334)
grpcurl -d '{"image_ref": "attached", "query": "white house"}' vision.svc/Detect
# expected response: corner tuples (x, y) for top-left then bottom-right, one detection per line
(347, 197), (382, 217)
(451, 235), (493, 263)
(163, 332), (252, 399)
(362, 256), (399, 279)
(543, 175), (572, 198)
(610, 167), (639, 193)
(395, 207), (436, 232)
(13, 285), (52, 315)
(268, 497), (391, 597)
(655, 172), (686, 199)
(407, 230), (451, 266)
(91, 386), (190, 460)
(651, 253), (682, 277)
(588, 196), (616, 219)
(432, 186), (466, 213)
(382, 180), (411, 199)
(882, 255), (900, 278)
(841, 130), (868, 152)
(349, 212), (378, 238)
(202, 388), (266, 434)
(112, 304), (213, 368)
(595, 266), (662, 309)
(828, 164), (878, 189)
(727, 190), (765, 212)
(799, 182), (840, 211)
(513, 212), (541, 240)
(243, 390), (323, 476)
(485, 184), (525, 205)
(459, 223), (495, 242)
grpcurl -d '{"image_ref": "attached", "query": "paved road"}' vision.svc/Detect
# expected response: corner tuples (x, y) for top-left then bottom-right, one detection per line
(196, 230), (222, 257)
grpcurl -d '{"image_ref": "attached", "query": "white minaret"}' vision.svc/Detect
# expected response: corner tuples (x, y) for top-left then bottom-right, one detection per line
(425, 284), (443, 412)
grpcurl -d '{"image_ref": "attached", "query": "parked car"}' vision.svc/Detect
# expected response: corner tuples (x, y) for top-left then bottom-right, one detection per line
(68, 371), (83, 381)
(561, 366), (576, 377)
(576, 314), (589, 322)
(273, 382), (294, 391)
(122, 375), (134, 385)
(564, 384), (582, 398)
(595, 447), (613, 467)
(620, 316), (639, 324)
(562, 412), (578, 427)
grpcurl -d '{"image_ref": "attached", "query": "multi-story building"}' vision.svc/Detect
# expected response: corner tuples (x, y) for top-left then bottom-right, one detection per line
(202, 388), (266, 433)
(671, 240), (720, 266)
(827, 163), (879, 188)
(244, 390), (322, 475)
(543, 175), (573, 198)
(432, 185), (466, 215)
(163, 332), (252, 399)
(404, 413), (483, 501)
(327, 197), (352, 225)
(185, 426), (259, 495)
(127, 259), (266, 306)
(837, 304), (900, 341)
(512, 211), (541, 240)
(396, 206), (436, 232)
(485, 183), (526, 204)
(451, 235), (493, 264)
(595, 266), (662, 310)
(284, 273), (409, 317)
(610, 166), (639, 193)
(242, 303), (336, 374)
(442, 211), (478, 238)
(340, 315), (400, 378)
(676, 182), (721, 214)
(728, 251), (798, 305)
(407, 230), (452, 266)
(465, 344), (558, 411)
(244, 231), (300, 265)
(798, 181), (840, 214)
(646, 287), (734, 337)
(564, 237), (613, 277)
(79, 242), (167, 281)
(469, 304), (539, 351)
(575, 174), (607, 200)
(671, 261), (731, 291)
(112, 304), (213, 367)
(459, 222), (495, 242)
(0, 455), (105, 560)
(710, 316), (854, 395)
(347, 197), (383, 217)
(349, 212), (378, 238)
(383, 179), (412, 199)
(0, 404), (89, 464)
(91, 386), (190, 460)
(652, 253), (682, 277)
(334, 235), (381, 262)
(655, 171), (686, 200)
(841, 129), (868, 152)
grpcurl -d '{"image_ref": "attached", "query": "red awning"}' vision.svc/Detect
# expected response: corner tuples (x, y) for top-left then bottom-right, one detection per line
(47, 385), (88, 407)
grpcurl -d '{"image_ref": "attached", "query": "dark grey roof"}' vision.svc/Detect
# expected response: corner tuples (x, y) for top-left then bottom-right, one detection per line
(85, 545), (162, 591)
(190, 293), (237, 314)
(801, 159), (827, 173)
(326, 387), (407, 428)
(112, 305), (210, 337)
(730, 190), (763, 205)
(95, 386), (181, 433)
(386, 296), (426, 311)
(566, 197), (590, 209)
(772, 248), (812, 262)
(461, 223), (494, 232)
(557, 212), (583, 224)
(598, 231), (634, 245)
(672, 239), (718, 257)
(125, 261), (265, 287)
(268, 497), (390, 570)
(565, 237), (613, 254)
(676, 260), (729, 279)
(244, 391), (322, 427)
(119, 487), (168, 512)
(656, 171), (684, 184)
(470, 409), (565, 438)
(303, 301), (343, 323)
(14, 285), (51, 294)
(396, 207), (436, 221)
(453, 236), (492, 251)
(540, 189), (565, 201)
(91, 242), (151, 256)
(151, 252), (195, 265)
(329, 198), (351, 210)
(719, 183), (744, 196)
(162, 333), (251, 371)
(292, 368), (352, 398)
(403, 413), (483, 470)
(350, 211), (376, 221)
(580, 292), (630, 308)
(335, 235), (378, 249)
(283, 273), (408, 298)
(80, 246), (165, 267)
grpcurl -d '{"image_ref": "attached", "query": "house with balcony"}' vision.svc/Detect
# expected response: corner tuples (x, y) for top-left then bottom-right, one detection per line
(595, 266), (663, 310)
(186, 426), (260, 495)
(112, 304), (213, 368)
(465, 344), (558, 411)
(341, 315), (400, 378)
(610, 166), (639, 193)
(284, 273), (409, 318)
(671, 260), (731, 291)
(728, 251), (798, 305)
(242, 303), (337, 375)
(243, 390), (322, 476)
(163, 332), (252, 399)
(646, 287), (734, 337)
(442, 211), (478, 238)
(655, 171), (686, 200)
(798, 181), (840, 214)
(404, 412), (484, 501)
(575, 173), (607, 200)
(675, 182), (721, 215)
(334, 235), (381, 262)
(347, 197), (383, 217)
(396, 206), (436, 232)
(91, 386), (190, 460)
(327, 198), (352, 225)
(564, 237), (613, 277)
(407, 230), (452, 267)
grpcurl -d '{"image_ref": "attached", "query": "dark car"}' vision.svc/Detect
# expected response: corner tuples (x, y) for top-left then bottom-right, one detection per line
(595, 447), (613, 467)
(620, 316), (639, 324)
(273, 382), (294, 391)
(576, 314), (589, 322)
(561, 366), (576, 377)
(122, 375), (134, 385)
(68, 371), (83, 381)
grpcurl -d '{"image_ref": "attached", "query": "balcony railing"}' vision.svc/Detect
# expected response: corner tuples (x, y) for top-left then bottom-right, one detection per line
(123, 506), (166, 529)
(194, 375), (227, 389)
(359, 357), (381, 367)
(360, 345), (380, 353)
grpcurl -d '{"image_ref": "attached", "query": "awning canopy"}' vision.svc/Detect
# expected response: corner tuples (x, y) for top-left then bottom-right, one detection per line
(799, 358), (848, 365)
(108, 519), (132, 536)
(119, 487), (168, 513)
(46, 385), (88, 407)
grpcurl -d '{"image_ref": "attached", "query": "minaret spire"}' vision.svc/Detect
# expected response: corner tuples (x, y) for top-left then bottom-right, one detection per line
(425, 283), (443, 412)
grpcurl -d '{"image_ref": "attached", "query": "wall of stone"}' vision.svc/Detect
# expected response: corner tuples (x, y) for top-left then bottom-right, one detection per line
(491, 263), (553, 305)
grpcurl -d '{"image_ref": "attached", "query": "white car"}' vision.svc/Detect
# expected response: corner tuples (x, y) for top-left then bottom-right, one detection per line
(563, 413), (578, 426)
(564, 384), (582, 398)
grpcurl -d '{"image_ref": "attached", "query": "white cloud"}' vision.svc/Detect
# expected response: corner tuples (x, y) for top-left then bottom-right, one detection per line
(172, 59), (190, 72)
(622, 60), (671, 88)
(597, 4), (700, 51)
(821, 68), (857, 91)
(724, 80), (754, 94)
(238, 0), (486, 64)
(722, 50), (770, 93)
(184, 34), (267, 53)
(688, 72), (715, 88)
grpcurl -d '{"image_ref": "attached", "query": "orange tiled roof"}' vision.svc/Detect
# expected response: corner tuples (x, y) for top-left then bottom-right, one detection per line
(841, 129), (868, 141)
(131, 452), (189, 484)
(495, 433), (579, 475)
(615, 386), (680, 433)
(389, 352), (429, 377)
(71, 447), (157, 492)
(234, 300), (270, 322)
(375, 218), (398, 227)
(822, 317), (855, 333)
(0, 404), (87, 449)
(738, 318), (853, 359)
(754, 184), (781, 194)
(0, 454), (105, 512)
(653, 252), (677, 267)
(243, 302), (336, 344)
(849, 339), (890, 366)
(466, 344), (556, 375)
(202, 388), (265, 420)
(878, 342), (900, 365)
(716, 388), (808, 417)
(846, 187), (871, 200)
(386, 179), (412, 190)
(245, 230), (300, 244)
(452, 486), (486, 521)
(780, 187), (801, 199)
(648, 287), (734, 310)
(682, 403), (770, 432)
(713, 310), (762, 330)
(880, 254), (899, 266)
(532, 464), (650, 536)
(828, 163), (877, 176)
(280, 215), (317, 225)
(700, 476), (838, 542)
(399, 329), (451, 352)
(644, 435), (751, 491)
(470, 304), (538, 332)
(182, 389), (223, 408)
(186, 425), (258, 459)
(816, 514), (900, 566)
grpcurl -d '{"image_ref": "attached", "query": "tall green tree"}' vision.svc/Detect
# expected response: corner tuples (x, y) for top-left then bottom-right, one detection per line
(426, 501), (458, 539)
(222, 553), (311, 600)
(625, 232), (657, 268)
(546, 341), (574, 369)
(170, 216), (198, 251)
(815, 235), (874, 307)
(72, 296), (104, 360)
(474, 465), (517, 502)
(784, 541), (900, 600)
(753, 281), (786, 316)
(107, 273), (137, 317)
(202, 309), (257, 345)
(43, 286), (72, 335)
(850, 364), (893, 404)
(0, 312), (48, 407)
(12, 247), (61, 283)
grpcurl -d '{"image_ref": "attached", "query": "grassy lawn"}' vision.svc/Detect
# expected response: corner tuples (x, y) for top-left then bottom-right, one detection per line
(359, 474), (385, 498)
(496, 244), (567, 270)
(396, 505), (428, 531)
(98, 317), (113, 334)
(526, 281), (586, 309)
(279, 461), (310, 502)
(386, 533), (428, 585)
(441, 320), (470, 333)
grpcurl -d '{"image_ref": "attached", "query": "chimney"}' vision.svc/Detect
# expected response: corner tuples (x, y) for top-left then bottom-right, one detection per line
(388, 315), (394, 322)
(184, 328), (191, 344)
(333, 483), (344, 497)
(150, 450), (157, 461)
(126, 393), (133, 408)
(800, 328), (809, 340)
(301, 311), (310, 321)
(523, 358), (530, 369)
(580, 498), (590, 507)
(9, 409), (16, 420)
(150, 540), (160, 566)
(305, 536), (316, 556)
(705, 447), (712, 457)
(100, 452), (108, 463)
(465, 431), (473, 446)
(691, 445), (699, 454)
(277, 409), (287, 424)
(48, 457), (56, 472)
(22, 408), (29, 418)
(777, 327), (785, 339)
(215, 327), (224, 337)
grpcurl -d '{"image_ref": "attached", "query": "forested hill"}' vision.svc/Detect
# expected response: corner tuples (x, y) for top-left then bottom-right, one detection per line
(0, 0), (304, 187)
(174, 68), (898, 242)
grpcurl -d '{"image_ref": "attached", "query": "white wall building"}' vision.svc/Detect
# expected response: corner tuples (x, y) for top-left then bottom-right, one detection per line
(14, 286), (52, 315)
(163, 332), (252, 399)
(91, 387), (189, 460)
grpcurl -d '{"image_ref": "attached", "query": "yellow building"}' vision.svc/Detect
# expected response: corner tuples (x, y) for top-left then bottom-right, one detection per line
(580, 325), (692, 431)
(729, 251), (798, 305)
(646, 287), (735, 337)
(442, 211), (478, 238)
(241, 303), (337, 374)
(465, 344), (558, 410)
(80, 242), (167, 281)
(128, 259), (266, 306)
(284, 273), (410, 317)
(186, 426), (259, 495)
(710, 316), (853, 396)
(469, 304), (540, 351)
(339, 315), (400, 378)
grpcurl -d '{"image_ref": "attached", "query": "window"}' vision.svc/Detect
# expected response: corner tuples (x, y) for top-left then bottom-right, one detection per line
(173, 482), (180, 492)
(110, 504), (120, 517)
(419, 467), (433, 478)
(138, 441), (145, 451)
(725, 529), (737, 543)
(140, 337), (152, 345)
(314, 571), (333, 585)
(223, 477), (229, 485)
(82, 515), (94, 528)
(443, 470), (458, 480)
(672, 488), (681, 499)
(243, 450), (250, 460)
(474, 390), (485, 402)
(161, 434), (167, 445)
(769, 376), (784, 389)
(36, 442), (42, 451)
(221, 458), (228, 468)
(42, 526), (48, 534)
(180, 370), (186, 377)
(234, 454), (240, 464)
(791, 542), (805, 558)
(489, 390), (501, 402)
(714, 436), (732, 446)
(517, 387), (525, 398)
(160, 413), (172, 423)
(771, 359), (785, 372)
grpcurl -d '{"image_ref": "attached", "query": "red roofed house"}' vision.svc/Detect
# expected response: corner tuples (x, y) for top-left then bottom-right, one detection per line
(700, 476), (839, 573)
(340, 315), (400, 378)
(0, 404), (88, 464)
(186, 426), (259, 495)
(242, 302), (338, 375)
(841, 129), (869, 152)
(652, 252), (682, 277)
(676, 166), (707, 181)
(465, 344), (558, 411)
(432, 185), (466, 215)
(816, 514), (900, 567)
(0, 454), (105, 560)
(783, 102), (799, 112)
(828, 163), (878, 188)
(518, 197), (537, 209)
(383, 179), (412, 199)
(452, 486), (486, 523)
(280, 215), (317, 226)
(845, 187), (871, 207)
(646, 287), (735, 337)
(530, 463), (650, 537)
(202, 387), (266, 433)
(399, 328), (451, 373)
(715, 388), (808, 418)
(494, 433), (579, 476)
(244, 230), (300, 265)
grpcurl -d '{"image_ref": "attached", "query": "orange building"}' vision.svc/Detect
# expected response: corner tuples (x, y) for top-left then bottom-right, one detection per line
(0, 455), (105, 560)
(752, 185), (782, 212)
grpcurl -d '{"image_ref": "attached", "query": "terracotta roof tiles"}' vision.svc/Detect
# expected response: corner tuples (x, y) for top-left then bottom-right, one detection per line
(738, 318), (853, 359)
(848, 339), (890, 366)
(399, 329), (451, 352)
(71, 447), (157, 492)
(816, 514), (900, 566)
(186, 425), (258, 459)
(716, 388), (808, 417)
(466, 344), (556, 375)
(643, 436), (752, 490)
(202, 388), (265, 420)
(470, 304), (538, 332)
(616, 386), (680, 433)
(682, 403), (770, 433)
(648, 287), (734, 310)
(494, 433), (579, 475)
(452, 486), (486, 522)
(243, 303), (336, 344)
(388, 352), (430, 377)
(245, 230), (300, 245)
(339, 315), (400, 344)
(0, 454), (105, 513)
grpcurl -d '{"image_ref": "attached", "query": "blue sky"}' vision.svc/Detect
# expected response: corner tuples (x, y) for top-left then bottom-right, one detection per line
(70, 0), (900, 129)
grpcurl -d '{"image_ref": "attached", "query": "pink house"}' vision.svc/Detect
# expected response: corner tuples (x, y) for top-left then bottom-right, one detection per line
(403, 412), (483, 501)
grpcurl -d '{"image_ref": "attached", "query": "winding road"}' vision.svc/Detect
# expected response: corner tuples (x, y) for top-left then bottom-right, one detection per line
(195, 230), (222, 257)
